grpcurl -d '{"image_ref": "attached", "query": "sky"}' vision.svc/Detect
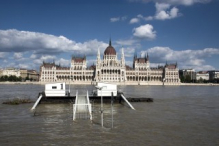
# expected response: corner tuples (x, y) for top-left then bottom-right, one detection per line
(0, 0), (219, 71)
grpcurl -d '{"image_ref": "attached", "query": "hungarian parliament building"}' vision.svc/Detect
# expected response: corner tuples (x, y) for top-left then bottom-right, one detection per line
(40, 40), (180, 85)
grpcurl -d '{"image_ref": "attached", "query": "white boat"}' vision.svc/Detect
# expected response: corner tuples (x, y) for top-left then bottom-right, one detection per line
(93, 82), (117, 97)
(44, 82), (69, 97)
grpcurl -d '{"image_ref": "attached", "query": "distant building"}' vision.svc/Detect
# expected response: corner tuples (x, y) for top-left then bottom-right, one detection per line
(164, 63), (180, 83)
(2, 68), (20, 77)
(0, 69), (3, 76)
(208, 70), (219, 81)
(20, 68), (39, 81)
(40, 40), (180, 84)
(179, 69), (196, 81)
(20, 69), (28, 79)
(0, 68), (39, 81)
(196, 71), (209, 81)
(27, 70), (39, 81)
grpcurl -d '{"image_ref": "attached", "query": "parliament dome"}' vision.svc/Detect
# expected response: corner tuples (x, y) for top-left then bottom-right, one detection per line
(104, 39), (116, 55)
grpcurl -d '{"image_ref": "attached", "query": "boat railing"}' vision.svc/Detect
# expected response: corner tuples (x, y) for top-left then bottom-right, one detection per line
(86, 90), (92, 120)
(73, 90), (78, 121)
(73, 90), (92, 121)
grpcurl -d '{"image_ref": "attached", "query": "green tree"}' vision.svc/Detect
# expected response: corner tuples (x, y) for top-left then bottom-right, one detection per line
(180, 75), (185, 82)
(25, 76), (29, 81)
(18, 76), (22, 81)
(185, 75), (191, 83)
(198, 77), (203, 83)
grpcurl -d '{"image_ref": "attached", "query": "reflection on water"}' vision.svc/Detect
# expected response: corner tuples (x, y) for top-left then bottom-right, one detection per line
(0, 84), (219, 145)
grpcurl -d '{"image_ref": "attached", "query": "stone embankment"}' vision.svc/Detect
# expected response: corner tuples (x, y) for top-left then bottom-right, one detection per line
(0, 81), (218, 86)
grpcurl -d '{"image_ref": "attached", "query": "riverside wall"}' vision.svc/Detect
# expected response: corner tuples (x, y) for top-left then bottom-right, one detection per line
(0, 81), (218, 86)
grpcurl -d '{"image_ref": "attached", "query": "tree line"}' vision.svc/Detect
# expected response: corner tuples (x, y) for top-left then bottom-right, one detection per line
(180, 75), (219, 83)
(0, 75), (22, 82)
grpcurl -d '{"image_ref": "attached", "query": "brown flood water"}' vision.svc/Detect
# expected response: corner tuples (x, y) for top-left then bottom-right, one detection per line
(0, 84), (219, 146)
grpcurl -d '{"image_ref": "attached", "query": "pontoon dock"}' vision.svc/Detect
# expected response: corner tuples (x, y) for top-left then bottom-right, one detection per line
(31, 82), (153, 112)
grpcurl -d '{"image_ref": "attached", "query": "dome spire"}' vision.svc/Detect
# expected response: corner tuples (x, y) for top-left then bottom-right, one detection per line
(109, 37), (112, 46)
(104, 38), (116, 55)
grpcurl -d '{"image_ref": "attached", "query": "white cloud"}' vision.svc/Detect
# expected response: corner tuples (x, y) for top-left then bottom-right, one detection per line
(13, 52), (23, 59)
(110, 17), (120, 22)
(0, 29), (109, 70)
(156, 3), (170, 12)
(116, 39), (139, 46)
(142, 3), (180, 21)
(110, 16), (127, 22)
(130, 18), (140, 24)
(130, 4), (180, 22)
(121, 16), (128, 21)
(30, 53), (37, 59)
(40, 55), (56, 61)
(123, 47), (135, 57)
(145, 16), (153, 20)
(115, 39), (141, 57)
(162, 0), (211, 6)
(129, 0), (211, 6)
(130, 14), (151, 24)
(0, 52), (7, 59)
(154, 3), (180, 20)
(125, 60), (133, 67)
(133, 24), (156, 40)
(141, 47), (219, 71)
(57, 58), (70, 67)
(130, 0), (207, 22)
(0, 29), (108, 56)
(18, 63), (29, 69)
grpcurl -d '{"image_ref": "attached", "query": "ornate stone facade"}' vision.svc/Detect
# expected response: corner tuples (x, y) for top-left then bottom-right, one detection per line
(40, 40), (180, 84)
(95, 40), (126, 82)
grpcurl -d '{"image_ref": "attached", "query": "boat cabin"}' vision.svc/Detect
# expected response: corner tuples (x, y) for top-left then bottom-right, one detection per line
(94, 82), (117, 97)
(45, 82), (68, 97)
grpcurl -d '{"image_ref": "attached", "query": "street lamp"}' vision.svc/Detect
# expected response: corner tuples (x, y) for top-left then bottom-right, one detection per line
(95, 85), (106, 128)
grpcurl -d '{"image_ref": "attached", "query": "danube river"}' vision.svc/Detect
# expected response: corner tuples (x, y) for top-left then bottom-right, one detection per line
(0, 84), (218, 146)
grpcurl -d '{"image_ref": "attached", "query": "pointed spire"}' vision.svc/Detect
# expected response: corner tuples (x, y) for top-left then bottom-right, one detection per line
(121, 47), (124, 56)
(109, 37), (112, 46)
(97, 47), (100, 59)
(121, 47), (125, 62)
(97, 46), (100, 55)
(123, 47), (126, 66)
(147, 52), (149, 59)
(166, 60), (168, 66)
(176, 61), (177, 67)
(134, 51), (137, 59)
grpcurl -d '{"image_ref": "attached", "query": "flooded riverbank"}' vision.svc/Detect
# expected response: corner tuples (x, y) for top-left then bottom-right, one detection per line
(0, 85), (218, 145)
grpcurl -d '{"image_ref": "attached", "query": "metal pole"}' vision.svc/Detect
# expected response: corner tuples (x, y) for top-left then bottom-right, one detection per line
(101, 89), (103, 127)
(69, 65), (71, 94)
(111, 92), (114, 128)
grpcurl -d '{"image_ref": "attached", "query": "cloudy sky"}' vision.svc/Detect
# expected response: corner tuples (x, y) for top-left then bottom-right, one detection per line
(0, 0), (219, 71)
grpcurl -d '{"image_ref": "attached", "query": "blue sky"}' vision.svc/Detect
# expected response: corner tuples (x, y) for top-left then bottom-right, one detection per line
(0, 0), (219, 71)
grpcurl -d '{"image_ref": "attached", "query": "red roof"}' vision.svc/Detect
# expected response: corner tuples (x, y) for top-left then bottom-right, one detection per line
(72, 57), (86, 63)
(135, 58), (148, 63)
(166, 64), (176, 69)
(42, 63), (55, 68)
(104, 46), (116, 55)
(88, 65), (96, 70)
(74, 58), (84, 63)
(126, 65), (133, 70)
(56, 66), (70, 70)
